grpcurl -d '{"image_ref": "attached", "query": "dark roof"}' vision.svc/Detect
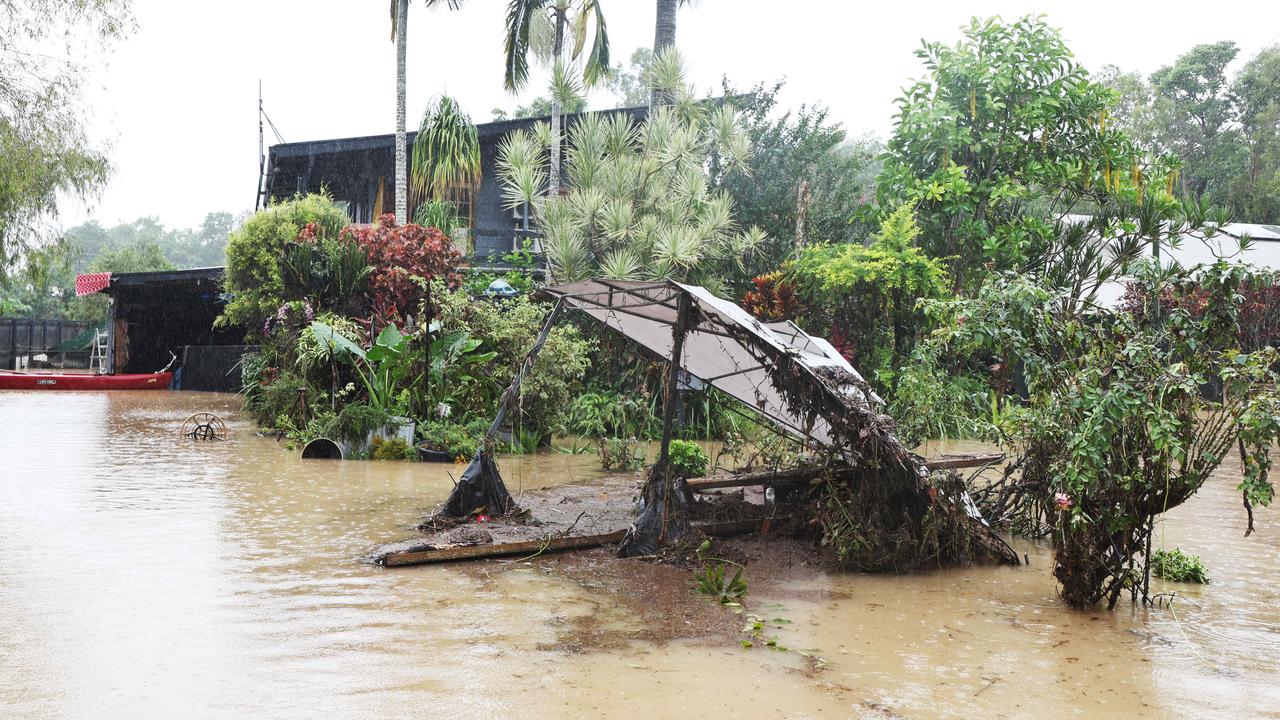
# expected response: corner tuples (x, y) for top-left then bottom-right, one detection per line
(268, 105), (650, 160)
(106, 267), (225, 290)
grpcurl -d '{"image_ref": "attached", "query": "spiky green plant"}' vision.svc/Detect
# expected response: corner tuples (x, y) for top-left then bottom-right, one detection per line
(495, 49), (764, 285)
(411, 95), (482, 207)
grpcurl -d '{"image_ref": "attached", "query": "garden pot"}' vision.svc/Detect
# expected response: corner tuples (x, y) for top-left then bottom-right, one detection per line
(416, 445), (455, 463)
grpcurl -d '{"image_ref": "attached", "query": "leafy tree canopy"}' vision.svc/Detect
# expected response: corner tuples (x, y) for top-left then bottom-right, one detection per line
(0, 0), (134, 271)
(877, 15), (1154, 292)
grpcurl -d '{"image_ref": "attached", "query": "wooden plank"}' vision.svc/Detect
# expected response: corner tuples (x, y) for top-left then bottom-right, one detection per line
(382, 529), (627, 567)
(688, 466), (820, 492)
(922, 453), (1005, 470)
(381, 516), (788, 568)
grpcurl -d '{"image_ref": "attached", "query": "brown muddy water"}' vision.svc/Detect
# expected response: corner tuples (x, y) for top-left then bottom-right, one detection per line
(1, 392), (1278, 719)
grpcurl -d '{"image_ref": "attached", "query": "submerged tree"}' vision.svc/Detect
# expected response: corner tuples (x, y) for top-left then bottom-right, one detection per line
(495, 50), (764, 289)
(923, 260), (1280, 608)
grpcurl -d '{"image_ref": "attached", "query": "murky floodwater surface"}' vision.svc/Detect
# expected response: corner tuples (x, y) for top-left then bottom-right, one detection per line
(1, 393), (1277, 718)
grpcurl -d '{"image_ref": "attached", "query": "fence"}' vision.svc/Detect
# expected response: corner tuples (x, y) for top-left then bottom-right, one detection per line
(0, 318), (92, 370)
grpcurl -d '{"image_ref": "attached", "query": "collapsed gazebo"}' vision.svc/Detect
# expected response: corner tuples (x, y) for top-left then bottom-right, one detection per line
(435, 279), (1017, 570)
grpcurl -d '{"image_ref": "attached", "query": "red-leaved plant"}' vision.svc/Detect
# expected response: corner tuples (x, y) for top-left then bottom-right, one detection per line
(344, 214), (462, 326)
(741, 271), (804, 321)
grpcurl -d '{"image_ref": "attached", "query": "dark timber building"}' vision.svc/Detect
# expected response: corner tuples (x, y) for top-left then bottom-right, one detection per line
(257, 106), (647, 261)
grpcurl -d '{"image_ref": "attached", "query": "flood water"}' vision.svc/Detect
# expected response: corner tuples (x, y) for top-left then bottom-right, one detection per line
(1, 392), (1278, 719)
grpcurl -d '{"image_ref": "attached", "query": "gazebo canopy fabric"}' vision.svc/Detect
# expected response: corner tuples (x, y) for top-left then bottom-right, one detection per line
(541, 279), (882, 450)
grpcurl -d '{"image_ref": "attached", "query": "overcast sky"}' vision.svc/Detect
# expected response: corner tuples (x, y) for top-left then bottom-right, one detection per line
(64, 0), (1280, 231)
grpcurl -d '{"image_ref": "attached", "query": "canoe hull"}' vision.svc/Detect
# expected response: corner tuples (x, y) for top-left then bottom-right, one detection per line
(0, 371), (173, 391)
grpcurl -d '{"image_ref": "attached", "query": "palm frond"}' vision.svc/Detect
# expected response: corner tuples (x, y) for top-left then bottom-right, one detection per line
(503, 0), (550, 91)
(572, 0), (611, 87)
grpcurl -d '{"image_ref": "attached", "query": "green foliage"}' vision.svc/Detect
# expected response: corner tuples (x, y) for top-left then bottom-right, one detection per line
(887, 362), (993, 448)
(711, 78), (882, 274)
(221, 194), (351, 329)
(599, 437), (644, 471)
(495, 50), (765, 286)
(666, 439), (708, 479)
(786, 205), (950, 387)
(0, 0), (132, 267)
(1151, 548), (1210, 584)
(371, 436), (416, 461)
(309, 321), (418, 415)
(1104, 44), (1280, 223)
(878, 15), (1155, 291)
(317, 403), (395, 446)
(419, 418), (489, 459)
(694, 561), (747, 605)
(917, 260), (1280, 607)
(463, 239), (540, 295)
(435, 285), (593, 437)
(411, 95), (482, 206)
(424, 324), (499, 415)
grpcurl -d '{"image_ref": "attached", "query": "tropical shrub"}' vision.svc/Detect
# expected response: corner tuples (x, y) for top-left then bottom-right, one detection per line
(318, 403), (395, 446)
(785, 205), (949, 387)
(418, 418), (489, 459)
(371, 437), (416, 461)
(344, 215), (462, 326)
(917, 262), (1280, 608)
(599, 437), (645, 472)
(1150, 548), (1210, 584)
(667, 439), (709, 479)
(221, 194), (350, 329)
(434, 285), (594, 436)
(740, 271), (803, 321)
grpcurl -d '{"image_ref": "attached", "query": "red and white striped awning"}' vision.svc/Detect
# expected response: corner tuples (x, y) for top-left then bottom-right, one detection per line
(75, 272), (112, 296)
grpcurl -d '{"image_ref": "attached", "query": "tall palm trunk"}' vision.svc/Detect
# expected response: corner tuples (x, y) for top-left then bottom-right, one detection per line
(549, 10), (566, 198)
(654, 0), (677, 53)
(394, 0), (409, 224)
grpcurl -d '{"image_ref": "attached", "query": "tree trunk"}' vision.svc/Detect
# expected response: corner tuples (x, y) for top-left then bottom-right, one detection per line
(618, 290), (693, 557)
(394, 0), (409, 225)
(549, 10), (565, 198)
(651, 0), (677, 107)
(654, 0), (677, 53)
(794, 179), (810, 248)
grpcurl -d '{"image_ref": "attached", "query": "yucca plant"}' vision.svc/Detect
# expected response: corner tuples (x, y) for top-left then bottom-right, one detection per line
(495, 49), (766, 285)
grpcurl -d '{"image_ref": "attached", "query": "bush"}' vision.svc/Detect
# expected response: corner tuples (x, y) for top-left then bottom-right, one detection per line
(1151, 548), (1210, 584)
(419, 418), (489, 459)
(221, 194), (350, 330)
(667, 439), (709, 479)
(371, 437), (416, 461)
(345, 215), (461, 326)
(784, 205), (949, 389)
(435, 287), (593, 437)
(599, 437), (645, 471)
(318, 403), (394, 446)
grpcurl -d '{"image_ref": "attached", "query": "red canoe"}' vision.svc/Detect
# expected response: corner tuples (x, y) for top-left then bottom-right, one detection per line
(0, 371), (173, 391)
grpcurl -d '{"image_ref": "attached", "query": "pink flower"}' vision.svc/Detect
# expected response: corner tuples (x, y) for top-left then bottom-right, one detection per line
(1054, 492), (1073, 510)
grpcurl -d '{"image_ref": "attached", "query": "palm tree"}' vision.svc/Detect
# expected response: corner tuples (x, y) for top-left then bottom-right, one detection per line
(653, 0), (678, 52)
(651, 0), (693, 105)
(503, 0), (610, 198)
(389, 0), (463, 225)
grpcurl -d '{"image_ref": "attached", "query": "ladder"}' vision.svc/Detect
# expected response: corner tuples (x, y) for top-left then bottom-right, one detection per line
(89, 329), (108, 373)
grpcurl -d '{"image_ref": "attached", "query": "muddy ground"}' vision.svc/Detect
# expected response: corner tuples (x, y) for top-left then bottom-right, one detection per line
(372, 471), (850, 653)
